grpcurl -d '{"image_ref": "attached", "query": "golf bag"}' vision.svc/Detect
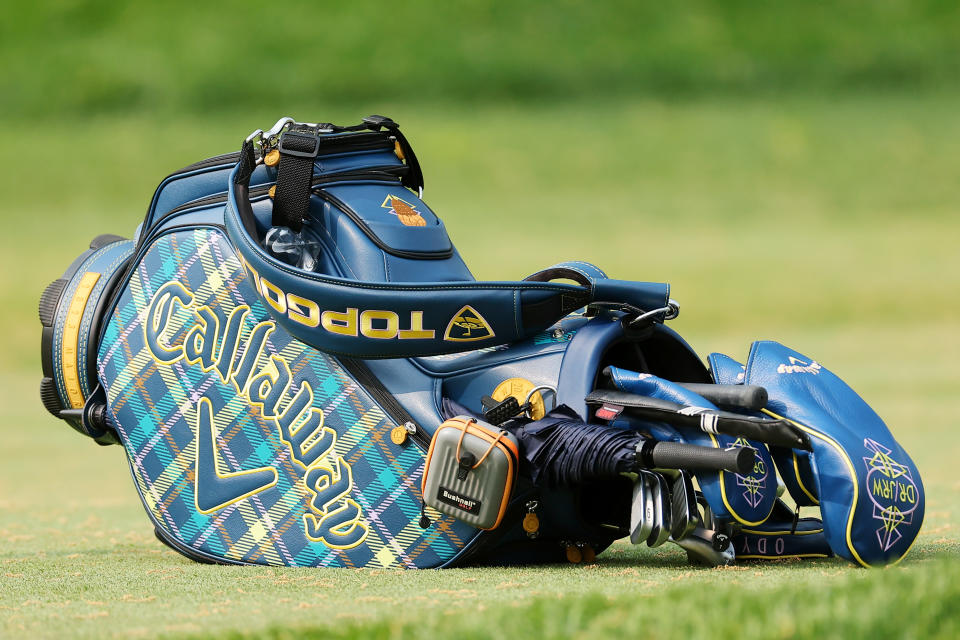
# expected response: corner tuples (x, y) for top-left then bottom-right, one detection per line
(38, 116), (923, 569)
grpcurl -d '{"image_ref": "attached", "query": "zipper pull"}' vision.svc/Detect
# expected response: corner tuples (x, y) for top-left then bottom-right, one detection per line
(390, 421), (418, 446)
(564, 542), (582, 564)
(522, 500), (540, 539)
(419, 500), (431, 529)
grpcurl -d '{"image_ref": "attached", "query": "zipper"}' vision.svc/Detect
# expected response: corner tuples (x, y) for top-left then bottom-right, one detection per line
(170, 151), (241, 176)
(338, 357), (432, 450)
(156, 166), (405, 221)
(159, 132), (394, 183)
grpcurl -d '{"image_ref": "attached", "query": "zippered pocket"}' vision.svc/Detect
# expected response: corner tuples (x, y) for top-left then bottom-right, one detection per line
(338, 357), (433, 450)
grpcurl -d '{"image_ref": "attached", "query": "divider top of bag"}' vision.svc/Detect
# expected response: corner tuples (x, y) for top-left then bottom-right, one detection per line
(141, 123), (471, 283)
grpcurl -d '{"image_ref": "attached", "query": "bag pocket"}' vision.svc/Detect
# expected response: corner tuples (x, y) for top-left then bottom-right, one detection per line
(422, 417), (520, 530)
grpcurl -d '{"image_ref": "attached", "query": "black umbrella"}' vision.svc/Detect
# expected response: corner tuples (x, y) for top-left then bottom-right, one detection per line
(507, 406), (641, 487)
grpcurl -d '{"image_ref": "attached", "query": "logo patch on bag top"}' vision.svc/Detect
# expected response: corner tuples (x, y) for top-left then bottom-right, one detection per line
(382, 195), (426, 227)
(444, 305), (495, 342)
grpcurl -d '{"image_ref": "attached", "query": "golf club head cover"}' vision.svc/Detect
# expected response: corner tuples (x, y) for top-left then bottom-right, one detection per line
(707, 352), (833, 560)
(605, 367), (778, 528)
(743, 340), (924, 566)
(709, 351), (819, 508)
(731, 498), (833, 560)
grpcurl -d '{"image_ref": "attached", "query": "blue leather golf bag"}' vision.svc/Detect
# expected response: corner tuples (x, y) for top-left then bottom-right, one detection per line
(38, 116), (924, 569)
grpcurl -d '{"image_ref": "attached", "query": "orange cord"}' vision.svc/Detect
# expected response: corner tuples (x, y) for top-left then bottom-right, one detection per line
(454, 419), (507, 469)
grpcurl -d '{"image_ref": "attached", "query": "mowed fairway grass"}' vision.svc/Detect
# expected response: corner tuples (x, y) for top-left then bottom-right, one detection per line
(1, 94), (958, 638)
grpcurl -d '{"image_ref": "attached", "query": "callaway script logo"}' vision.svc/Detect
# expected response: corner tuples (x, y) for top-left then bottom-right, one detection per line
(144, 281), (369, 549)
(777, 356), (822, 375)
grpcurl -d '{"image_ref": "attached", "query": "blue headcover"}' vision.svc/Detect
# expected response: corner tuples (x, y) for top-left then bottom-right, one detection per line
(605, 368), (778, 527)
(708, 351), (833, 561)
(744, 341), (924, 566)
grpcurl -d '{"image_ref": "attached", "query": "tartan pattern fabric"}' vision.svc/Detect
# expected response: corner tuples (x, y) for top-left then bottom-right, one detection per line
(98, 227), (477, 568)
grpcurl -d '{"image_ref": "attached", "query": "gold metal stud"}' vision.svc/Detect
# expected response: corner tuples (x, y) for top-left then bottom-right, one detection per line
(390, 425), (409, 445)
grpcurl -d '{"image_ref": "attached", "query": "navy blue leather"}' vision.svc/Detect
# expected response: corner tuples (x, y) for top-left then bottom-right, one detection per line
(744, 341), (924, 566)
(225, 165), (670, 359)
(555, 317), (629, 419)
(708, 352), (746, 385)
(321, 183), (453, 255)
(310, 192), (473, 282)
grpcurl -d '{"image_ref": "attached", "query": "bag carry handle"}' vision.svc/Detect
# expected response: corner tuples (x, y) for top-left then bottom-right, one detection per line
(224, 119), (674, 359)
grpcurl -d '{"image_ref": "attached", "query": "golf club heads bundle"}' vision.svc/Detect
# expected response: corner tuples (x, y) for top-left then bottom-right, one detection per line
(629, 470), (733, 566)
(38, 115), (923, 569)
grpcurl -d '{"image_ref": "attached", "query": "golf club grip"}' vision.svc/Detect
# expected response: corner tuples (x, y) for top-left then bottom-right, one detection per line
(640, 440), (755, 474)
(713, 415), (812, 450)
(677, 383), (768, 411)
(585, 389), (811, 450)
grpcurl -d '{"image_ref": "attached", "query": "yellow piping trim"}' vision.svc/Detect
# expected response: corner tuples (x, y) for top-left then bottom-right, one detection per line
(61, 272), (101, 409)
(762, 409), (871, 568)
(792, 449), (820, 505)
(709, 433), (774, 527)
(740, 527), (823, 536)
(738, 554), (830, 560)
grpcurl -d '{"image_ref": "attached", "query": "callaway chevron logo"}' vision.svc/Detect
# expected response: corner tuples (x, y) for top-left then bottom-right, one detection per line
(194, 396), (277, 513)
(143, 281), (369, 549)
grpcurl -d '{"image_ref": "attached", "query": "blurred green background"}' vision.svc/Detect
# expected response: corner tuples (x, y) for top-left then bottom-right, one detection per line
(2, 1), (959, 638)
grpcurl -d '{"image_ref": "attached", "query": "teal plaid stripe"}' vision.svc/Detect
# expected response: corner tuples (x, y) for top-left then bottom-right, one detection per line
(99, 227), (475, 568)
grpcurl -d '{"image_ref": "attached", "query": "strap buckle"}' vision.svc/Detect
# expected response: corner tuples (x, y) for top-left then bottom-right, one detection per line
(278, 128), (322, 159)
(362, 114), (398, 130)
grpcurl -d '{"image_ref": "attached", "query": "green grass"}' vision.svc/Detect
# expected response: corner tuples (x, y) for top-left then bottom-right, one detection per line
(2, 93), (959, 638)
(3, 1), (960, 117)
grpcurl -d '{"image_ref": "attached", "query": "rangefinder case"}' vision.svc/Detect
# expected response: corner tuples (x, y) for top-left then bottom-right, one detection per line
(422, 417), (519, 530)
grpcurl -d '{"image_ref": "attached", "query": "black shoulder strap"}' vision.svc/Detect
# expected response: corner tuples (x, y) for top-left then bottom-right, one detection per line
(272, 126), (322, 232)
(270, 116), (424, 233)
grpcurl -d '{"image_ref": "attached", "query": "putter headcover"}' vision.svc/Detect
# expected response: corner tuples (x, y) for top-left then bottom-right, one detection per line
(739, 341), (924, 567)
